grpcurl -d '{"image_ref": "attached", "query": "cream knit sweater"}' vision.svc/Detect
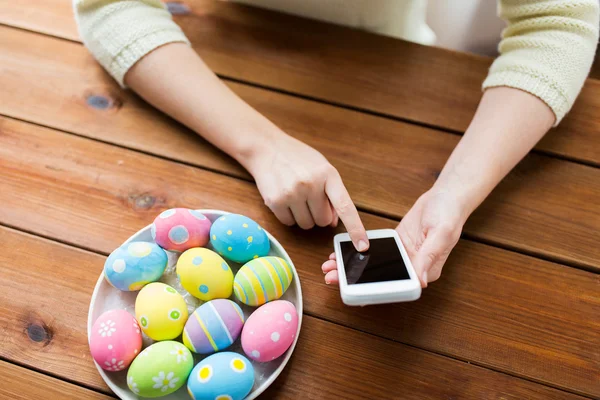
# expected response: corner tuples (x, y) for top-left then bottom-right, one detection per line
(74, 0), (599, 124)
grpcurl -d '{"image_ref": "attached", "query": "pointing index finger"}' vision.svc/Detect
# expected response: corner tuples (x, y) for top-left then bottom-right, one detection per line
(325, 170), (369, 252)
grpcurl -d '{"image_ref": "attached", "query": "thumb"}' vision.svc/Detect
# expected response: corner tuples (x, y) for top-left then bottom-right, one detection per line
(412, 228), (449, 288)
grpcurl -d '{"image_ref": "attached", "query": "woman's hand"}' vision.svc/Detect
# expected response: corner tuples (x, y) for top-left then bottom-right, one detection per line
(123, 44), (369, 251)
(394, 189), (466, 287)
(321, 189), (467, 286)
(247, 134), (369, 252)
(321, 87), (556, 288)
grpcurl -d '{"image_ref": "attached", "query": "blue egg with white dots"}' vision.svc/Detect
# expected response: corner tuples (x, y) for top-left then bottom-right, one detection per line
(187, 352), (254, 400)
(210, 214), (270, 264)
(104, 241), (168, 291)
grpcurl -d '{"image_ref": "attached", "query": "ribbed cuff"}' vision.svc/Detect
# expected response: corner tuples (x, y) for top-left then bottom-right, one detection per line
(483, 70), (569, 126)
(109, 29), (190, 87)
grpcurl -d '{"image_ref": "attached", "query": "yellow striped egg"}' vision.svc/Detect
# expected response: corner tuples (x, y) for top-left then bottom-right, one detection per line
(233, 257), (293, 306)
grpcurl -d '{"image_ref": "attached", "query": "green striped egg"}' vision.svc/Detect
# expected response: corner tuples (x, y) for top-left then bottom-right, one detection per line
(233, 256), (293, 306)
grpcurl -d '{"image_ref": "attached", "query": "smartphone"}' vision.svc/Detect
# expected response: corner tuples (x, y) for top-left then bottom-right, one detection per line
(334, 229), (421, 306)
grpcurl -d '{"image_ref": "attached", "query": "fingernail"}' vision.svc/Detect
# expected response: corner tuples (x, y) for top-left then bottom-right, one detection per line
(423, 271), (428, 282)
(357, 240), (368, 252)
(325, 280), (330, 285)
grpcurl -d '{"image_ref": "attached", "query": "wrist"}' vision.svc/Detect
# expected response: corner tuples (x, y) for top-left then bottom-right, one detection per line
(430, 170), (484, 223)
(233, 125), (284, 177)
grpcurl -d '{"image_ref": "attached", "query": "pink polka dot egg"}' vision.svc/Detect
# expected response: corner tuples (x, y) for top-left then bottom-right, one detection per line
(241, 300), (298, 363)
(152, 208), (211, 252)
(89, 309), (142, 372)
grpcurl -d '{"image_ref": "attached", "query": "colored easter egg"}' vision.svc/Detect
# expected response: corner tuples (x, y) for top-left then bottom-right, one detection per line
(234, 257), (293, 306)
(152, 208), (212, 252)
(182, 299), (245, 354)
(135, 282), (189, 341)
(241, 300), (298, 363)
(127, 341), (193, 398)
(210, 214), (270, 264)
(89, 309), (142, 372)
(104, 241), (167, 291)
(187, 352), (254, 400)
(176, 248), (234, 301)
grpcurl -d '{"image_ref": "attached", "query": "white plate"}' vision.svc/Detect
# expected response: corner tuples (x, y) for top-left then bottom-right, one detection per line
(88, 210), (303, 399)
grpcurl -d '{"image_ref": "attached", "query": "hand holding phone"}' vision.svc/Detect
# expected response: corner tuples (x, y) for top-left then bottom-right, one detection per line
(334, 229), (421, 306)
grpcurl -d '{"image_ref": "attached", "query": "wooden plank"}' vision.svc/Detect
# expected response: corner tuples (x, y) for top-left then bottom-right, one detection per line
(0, 117), (598, 397)
(0, 24), (247, 180)
(0, 0), (77, 41)
(0, 227), (589, 400)
(0, 360), (113, 400)
(2, 27), (600, 272)
(1, 1), (600, 166)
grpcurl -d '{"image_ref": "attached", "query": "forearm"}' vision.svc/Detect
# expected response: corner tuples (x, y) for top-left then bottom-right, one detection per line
(433, 87), (554, 220)
(124, 43), (281, 171)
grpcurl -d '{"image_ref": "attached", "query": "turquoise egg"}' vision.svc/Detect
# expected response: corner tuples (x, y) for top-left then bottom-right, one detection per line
(187, 352), (254, 400)
(104, 241), (168, 291)
(210, 215), (270, 264)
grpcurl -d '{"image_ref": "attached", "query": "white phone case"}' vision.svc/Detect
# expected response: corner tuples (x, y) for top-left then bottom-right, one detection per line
(334, 229), (421, 306)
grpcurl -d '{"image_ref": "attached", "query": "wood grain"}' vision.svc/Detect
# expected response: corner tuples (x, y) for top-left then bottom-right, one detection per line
(0, 360), (114, 399)
(3, 228), (584, 400)
(0, 117), (598, 396)
(2, 26), (600, 272)
(0, 0), (77, 41)
(1, 0), (600, 165)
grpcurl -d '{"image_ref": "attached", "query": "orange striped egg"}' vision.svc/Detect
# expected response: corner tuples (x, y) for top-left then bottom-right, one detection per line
(233, 257), (293, 306)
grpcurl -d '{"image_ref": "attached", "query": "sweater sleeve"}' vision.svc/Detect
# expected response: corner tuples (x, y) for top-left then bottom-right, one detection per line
(73, 0), (190, 87)
(483, 0), (599, 125)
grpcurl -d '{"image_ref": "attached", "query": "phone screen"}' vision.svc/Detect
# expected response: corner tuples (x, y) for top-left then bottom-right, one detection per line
(341, 237), (410, 285)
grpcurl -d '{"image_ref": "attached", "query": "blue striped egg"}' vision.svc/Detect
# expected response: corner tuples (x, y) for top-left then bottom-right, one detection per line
(104, 241), (168, 291)
(210, 214), (270, 264)
(182, 299), (245, 354)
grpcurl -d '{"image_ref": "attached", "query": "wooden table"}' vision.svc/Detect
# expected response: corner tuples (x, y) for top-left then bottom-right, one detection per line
(0, 1), (598, 399)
